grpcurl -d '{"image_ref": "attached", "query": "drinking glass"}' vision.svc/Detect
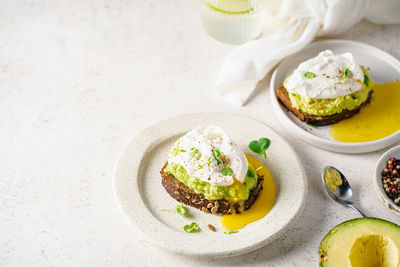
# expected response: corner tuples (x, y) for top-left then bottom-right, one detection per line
(201, 0), (268, 44)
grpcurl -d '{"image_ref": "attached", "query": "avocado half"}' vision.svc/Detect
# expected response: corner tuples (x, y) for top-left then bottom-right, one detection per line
(319, 218), (400, 267)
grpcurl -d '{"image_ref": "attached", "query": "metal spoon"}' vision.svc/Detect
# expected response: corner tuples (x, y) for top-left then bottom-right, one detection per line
(322, 166), (367, 217)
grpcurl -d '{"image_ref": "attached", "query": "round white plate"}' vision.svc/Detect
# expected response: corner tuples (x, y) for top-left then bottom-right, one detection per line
(270, 39), (400, 153)
(113, 113), (307, 258)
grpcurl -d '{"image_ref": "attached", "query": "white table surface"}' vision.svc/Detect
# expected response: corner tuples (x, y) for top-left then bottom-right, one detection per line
(1, 1), (400, 266)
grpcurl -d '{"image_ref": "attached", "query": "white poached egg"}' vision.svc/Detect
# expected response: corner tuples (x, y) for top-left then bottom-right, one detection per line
(284, 50), (364, 99)
(168, 125), (248, 186)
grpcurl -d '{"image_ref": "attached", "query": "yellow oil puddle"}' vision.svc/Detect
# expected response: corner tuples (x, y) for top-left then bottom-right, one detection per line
(330, 82), (400, 142)
(220, 153), (276, 231)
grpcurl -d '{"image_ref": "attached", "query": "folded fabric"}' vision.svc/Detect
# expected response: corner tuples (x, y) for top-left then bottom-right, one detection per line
(216, 0), (399, 106)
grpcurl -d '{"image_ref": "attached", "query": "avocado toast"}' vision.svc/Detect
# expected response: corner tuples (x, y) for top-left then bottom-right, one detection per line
(160, 125), (264, 215)
(277, 50), (375, 126)
(161, 163), (263, 215)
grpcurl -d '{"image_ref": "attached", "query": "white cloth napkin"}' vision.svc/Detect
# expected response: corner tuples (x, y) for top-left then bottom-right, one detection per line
(216, 0), (400, 106)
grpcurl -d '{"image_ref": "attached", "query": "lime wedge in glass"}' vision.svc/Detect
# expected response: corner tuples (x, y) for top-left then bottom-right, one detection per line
(201, 0), (267, 44)
(204, 0), (256, 14)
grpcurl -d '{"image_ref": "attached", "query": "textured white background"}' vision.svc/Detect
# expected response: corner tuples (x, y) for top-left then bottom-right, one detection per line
(1, 1), (400, 266)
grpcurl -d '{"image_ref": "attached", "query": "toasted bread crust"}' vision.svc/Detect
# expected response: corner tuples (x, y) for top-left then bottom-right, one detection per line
(276, 84), (373, 126)
(160, 162), (264, 215)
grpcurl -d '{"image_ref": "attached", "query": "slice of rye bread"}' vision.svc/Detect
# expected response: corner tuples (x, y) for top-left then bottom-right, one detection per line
(276, 84), (373, 126)
(160, 162), (264, 215)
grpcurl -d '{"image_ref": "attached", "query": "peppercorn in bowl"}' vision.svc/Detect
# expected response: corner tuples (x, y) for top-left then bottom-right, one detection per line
(375, 145), (400, 215)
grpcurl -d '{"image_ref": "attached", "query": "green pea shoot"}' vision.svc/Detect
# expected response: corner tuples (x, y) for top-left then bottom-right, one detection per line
(247, 169), (256, 178)
(176, 204), (187, 216)
(191, 148), (199, 157)
(364, 74), (369, 86)
(249, 138), (271, 158)
(342, 68), (350, 79)
(213, 149), (222, 164)
(304, 72), (316, 79)
(184, 222), (199, 233)
(221, 166), (233, 176)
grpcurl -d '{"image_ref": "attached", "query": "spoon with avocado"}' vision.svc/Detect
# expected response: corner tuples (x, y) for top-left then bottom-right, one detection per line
(322, 166), (367, 217)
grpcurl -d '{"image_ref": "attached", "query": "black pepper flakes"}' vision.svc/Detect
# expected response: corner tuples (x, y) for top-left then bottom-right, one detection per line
(382, 157), (400, 205)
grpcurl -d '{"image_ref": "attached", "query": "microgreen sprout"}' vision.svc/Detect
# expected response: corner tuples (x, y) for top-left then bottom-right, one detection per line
(207, 157), (212, 166)
(213, 150), (222, 164)
(184, 222), (199, 233)
(197, 164), (203, 169)
(176, 204), (187, 216)
(224, 230), (238, 234)
(160, 206), (175, 212)
(191, 148), (199, 157)
(221, 166), (233, 176)
(179, 149), (186, 153)
(247, 169), (256, 178)
(364, 74), (369, 86)
(342, 68), (350, 79)
(304, 72), (316, 79)
(249, 138), (271, 158)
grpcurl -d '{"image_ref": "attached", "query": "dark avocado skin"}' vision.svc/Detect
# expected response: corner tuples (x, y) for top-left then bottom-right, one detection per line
(318, 217), (400, 267)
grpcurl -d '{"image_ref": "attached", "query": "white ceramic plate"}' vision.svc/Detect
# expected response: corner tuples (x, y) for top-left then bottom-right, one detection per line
(374, 145), (400, 215)
(270, 39), (400, 153)
(113, 113), (307, 258)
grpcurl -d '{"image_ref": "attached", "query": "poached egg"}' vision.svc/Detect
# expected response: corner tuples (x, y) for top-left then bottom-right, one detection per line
(285, 50), (364, 99)
(168, 125), (248, 186)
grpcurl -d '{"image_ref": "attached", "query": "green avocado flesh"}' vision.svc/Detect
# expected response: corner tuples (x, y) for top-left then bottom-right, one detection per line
(319, 218), (400, 267)
(165, 162), (257, 202)
(285, 67), (374, 116)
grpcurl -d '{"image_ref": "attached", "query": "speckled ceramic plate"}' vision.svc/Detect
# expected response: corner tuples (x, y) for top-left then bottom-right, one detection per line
(375, 145), (400, 215)
(270, 39), (400, 153)
(113, 113), (307, 258)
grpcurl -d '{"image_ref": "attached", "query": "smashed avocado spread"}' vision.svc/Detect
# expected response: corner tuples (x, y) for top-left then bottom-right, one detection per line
(165, 162), (258, 202)
(285, 67), (374, 116)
